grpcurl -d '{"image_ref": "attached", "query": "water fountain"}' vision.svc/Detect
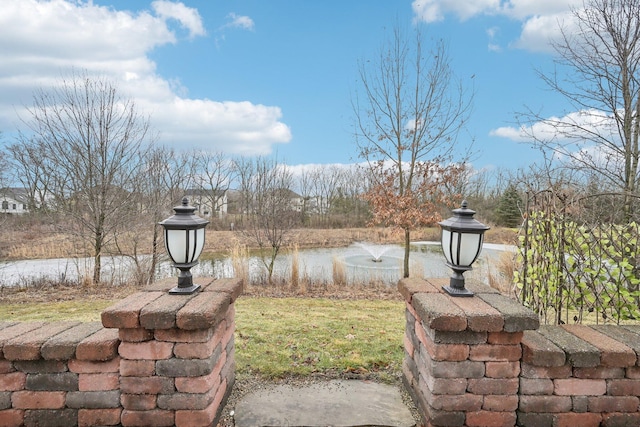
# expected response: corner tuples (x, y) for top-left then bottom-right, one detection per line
(355, 242), (395, 263)
(334, 243), (404, 284)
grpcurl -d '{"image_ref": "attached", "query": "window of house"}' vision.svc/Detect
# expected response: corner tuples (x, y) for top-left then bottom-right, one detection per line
(2, 201), (8, 210)
(23, 204), (27, 210)
(12, 204), (16, 210)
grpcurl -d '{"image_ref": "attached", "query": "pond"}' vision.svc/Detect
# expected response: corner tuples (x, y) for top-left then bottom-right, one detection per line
(0, 242), (509, 288)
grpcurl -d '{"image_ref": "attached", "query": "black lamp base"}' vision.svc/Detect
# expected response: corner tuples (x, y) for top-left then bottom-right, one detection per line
(169, 283), (201, 295)
(442, 284), (474, 297)
(169, 265), (201, 295)
(442, 267), (474, 297)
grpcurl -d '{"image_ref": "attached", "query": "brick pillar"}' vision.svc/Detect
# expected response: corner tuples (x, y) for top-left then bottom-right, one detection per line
(101, 277), (242, 427)
(399, 277), (538, 427)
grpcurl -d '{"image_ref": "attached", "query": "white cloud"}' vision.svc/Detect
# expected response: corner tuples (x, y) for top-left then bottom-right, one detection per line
(215, 12), (255, 47)
(412, 0), (581, 22)
(412, 0), (501, 23)
(0, 0), (291, 155)
(146, 99), (291, 155)
(412, 0), (583, 53)
(490, 124), (535, 142)
(490, 109), (617, 143)
(151, 0), (206, 38)
(511, 12), (572, 53)
(499, 0), (580, 20)
(486, 26), (502, 52)
(0, 1), (172, 63)
(223, 12), (255, 31)
(490, 109), (626, 171)
(567, 144), (626, 175)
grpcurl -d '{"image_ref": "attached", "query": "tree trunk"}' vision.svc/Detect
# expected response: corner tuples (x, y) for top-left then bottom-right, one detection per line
(403, 228), (410, 278)
(93, 212), (106, 284)
(149, 223), (160, 285)
(93, 234), (102, 284)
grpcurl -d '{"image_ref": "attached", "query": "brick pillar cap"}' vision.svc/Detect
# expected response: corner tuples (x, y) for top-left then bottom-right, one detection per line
(102, 277), (242, 330)
(402, 278), (539, 333)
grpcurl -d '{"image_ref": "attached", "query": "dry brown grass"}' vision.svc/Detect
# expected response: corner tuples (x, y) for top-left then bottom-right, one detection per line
(484, 227), (519, 246)
(332, 256), (346, 286)
(290, 244), (300, 290)
(488, 250), (518, 297)
(4, 234), (78, 260)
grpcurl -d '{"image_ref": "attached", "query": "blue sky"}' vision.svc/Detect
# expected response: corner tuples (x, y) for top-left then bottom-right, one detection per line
(0, 0), (585, 173)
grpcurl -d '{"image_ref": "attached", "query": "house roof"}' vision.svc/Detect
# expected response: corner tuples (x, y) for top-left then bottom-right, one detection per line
(0, 187), (28, 203)
(184, 188), (227, 198)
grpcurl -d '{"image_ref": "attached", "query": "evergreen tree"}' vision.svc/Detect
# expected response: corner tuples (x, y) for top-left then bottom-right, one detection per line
(496, 185), (522, 227)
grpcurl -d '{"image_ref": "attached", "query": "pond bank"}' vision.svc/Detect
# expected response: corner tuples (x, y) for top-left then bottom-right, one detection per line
(0, 242), (509, 289)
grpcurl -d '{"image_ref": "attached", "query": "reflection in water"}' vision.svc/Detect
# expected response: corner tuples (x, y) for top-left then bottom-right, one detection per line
(0, 242), (503, 287)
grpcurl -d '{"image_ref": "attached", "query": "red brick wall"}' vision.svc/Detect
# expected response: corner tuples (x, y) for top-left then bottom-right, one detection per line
(10, 274), (639, 426)
(520, 324), (640, 426)
(0, 277), (241, 427)
(400, 277), (640, 427)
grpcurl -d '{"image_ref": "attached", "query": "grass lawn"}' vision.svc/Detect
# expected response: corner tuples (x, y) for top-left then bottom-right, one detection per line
(1, 296), (406, 380)
(0, 300), (116, 322)
(235, 297), (405, 378)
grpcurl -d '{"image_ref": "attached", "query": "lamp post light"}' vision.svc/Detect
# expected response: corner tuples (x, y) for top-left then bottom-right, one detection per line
(439, 200), (490, 297)
(159, 197), (209, 295)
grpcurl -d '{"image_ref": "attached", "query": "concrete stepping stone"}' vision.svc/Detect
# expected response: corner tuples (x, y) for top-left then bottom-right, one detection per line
(234, 379), (416, 427)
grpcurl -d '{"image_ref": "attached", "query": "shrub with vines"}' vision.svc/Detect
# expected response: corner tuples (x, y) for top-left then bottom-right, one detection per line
(515, 213), (640, 324)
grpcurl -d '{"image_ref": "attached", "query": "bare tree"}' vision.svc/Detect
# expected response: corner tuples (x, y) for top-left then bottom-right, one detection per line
(118, 146), (190, 285)
(330, 166), (370, 225)
(233, 156), (256, 222)
(16, 70), (153, 284)
(311, 165), (344, 224)
(242, 156), (299, 282)
(462, 167), (515, 225)
(0, 139), (10, 252)
(353, 25), (473, 277)
(296, 167), (315, 224)
(522, 0), (640, 221)
(189, 150), (234, 220)
(7, 138), (54, 213)
(0, 135), (11, 191)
